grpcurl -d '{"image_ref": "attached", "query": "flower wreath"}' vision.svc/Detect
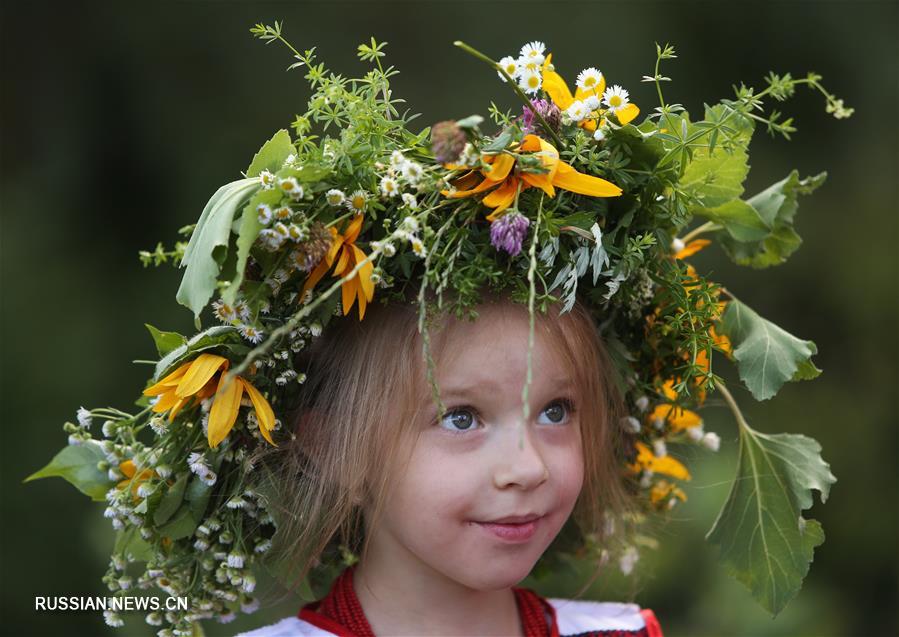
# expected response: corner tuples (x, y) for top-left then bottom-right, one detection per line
(28, 22), (849, 636)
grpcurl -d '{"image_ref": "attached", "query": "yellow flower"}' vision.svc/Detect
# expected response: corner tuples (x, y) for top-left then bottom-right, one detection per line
(628, 441), (691, 481)
(674, 238), (711, 260)
(650, 479), (688, 507)
(301, 214), (375, 321)
(648, 379), (704, 432)
(116, 459), (157, 500)
(143, 353), (277, 448)
(442, 133), (621, 220)
(541, 53), (640, 131)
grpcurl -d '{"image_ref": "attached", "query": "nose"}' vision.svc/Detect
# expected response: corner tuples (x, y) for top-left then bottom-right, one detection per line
(492, 423), (550, 490)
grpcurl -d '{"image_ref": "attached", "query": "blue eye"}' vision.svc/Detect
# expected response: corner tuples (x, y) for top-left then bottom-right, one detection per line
(437, 398), (576, 433)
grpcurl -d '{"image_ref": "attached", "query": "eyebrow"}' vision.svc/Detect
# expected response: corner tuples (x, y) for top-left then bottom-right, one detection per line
(437, 377), (576, 398)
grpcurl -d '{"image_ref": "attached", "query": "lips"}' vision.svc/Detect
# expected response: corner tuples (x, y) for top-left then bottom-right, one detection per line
(482, 513), (543, 524)
(473, 514), (545, 542)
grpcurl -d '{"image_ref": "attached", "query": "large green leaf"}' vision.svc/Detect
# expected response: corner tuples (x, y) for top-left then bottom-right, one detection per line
(176, 178), (259, 323)
(679, 146), (749, 208)
(692, 199), (770, 242)
(144, 324), (187, 357)
(222, 188), (282, 307)
(706, 424), (835, 616)
(720, 299), (819, 400)
(24, 441), (114, 501)
(246, 129), (296, 178)
(719, 171), (826, 268)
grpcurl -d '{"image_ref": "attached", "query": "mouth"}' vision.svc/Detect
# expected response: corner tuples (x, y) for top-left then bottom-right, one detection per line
(472, 514), (545, 542)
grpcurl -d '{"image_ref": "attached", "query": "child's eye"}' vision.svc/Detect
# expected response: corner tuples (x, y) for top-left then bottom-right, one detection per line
(437, 398), (576, 433)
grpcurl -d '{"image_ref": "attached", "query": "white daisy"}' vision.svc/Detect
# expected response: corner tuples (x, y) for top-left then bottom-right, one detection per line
(576, 67), (603, 91)
(188, 451), (208, 473)
(400, 160), (423, 183)
(212, 299), (237, 323)
(410, 237), (426, 258)
(76, 407), (92, 429)
(239, 324), (264, 344)
(241, 597), (261, 613)
(519, 41), (546, 65)
(702, 431), (721, 452)
(258, 170), (276, 190)
(199, 469), (217, 486)
(401, 192), (418, 209)
(256, 203), (273, 225)
(274, 222), (290, 239)
(325, 188), (345, 206)
(346, 189), (368, 213)
(283, 153), (298, 167)
(517, 58), (541, 76)
(602, 84), (630, 113)
(593, 127), (606, 142)
(380, 175), (400, 197)
(234, 299), (251, 322)
(389, 150), (406, 168)
(288, 224), (306, 241)
(497, 55), (520, 82)
(585, 94), (602, 111)
(274, 205), (292, 220)
(518, 68), (542, 94)
(277, 177), (302, 199)
(566, 100), (588, 122)
(149, 417), (167, 436)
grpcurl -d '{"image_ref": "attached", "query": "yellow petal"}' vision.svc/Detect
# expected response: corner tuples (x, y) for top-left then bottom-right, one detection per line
(351, 245), (375, 302)
(344, 214), (364, 244)
(239, 378), (277, 447)
(484, 154), (515, 182)
(483, 177), (521, 222)
(175, 353), (228, 398)
(334, 245), (351, 276)
(443, 176), (500, 199)
(542, 68), (574, 111)
(342, 274), (357, 317)
(207, 372), (243, 448)
(650, 404), (703, 432)
(326, 230), (346, 265)
(574, 76), (606, 102)
(301, 256), (332, 298)
(675, 239), (711, 259)
(521, 172), (555, 197)
(119, 459), (136, 478)
(167, 395), (191, 422)
(617, 103), (640, 126)
(553, 161), (622, 197)
(143, 361), (191, 396)
(151, 389), (181, 414)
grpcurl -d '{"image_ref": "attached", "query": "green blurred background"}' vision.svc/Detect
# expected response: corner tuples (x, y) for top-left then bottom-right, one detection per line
(2, 2), (896, 636)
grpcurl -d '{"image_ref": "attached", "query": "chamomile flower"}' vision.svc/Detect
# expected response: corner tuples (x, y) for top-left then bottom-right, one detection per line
(400, 160), (423, 183)
(325, 188), (346, 206)
(277, 177), (302, 200)
(410, 237), (426, 258)
(593, 127), (606, 142)
(576, 67), (604, 92)
(274, 222), (290, 239)
(273, 206), (291, 221)
(519, 41), (546, 65)
(602, 84), (630, 114)
(234, 299), (251, 322)
(346, 189), (368, 213)
(517, 58), (542, 76)
(518, 69), (542, 95)
(401, 192), (418, 209)
(389, 150), (406, 168)
(76, 407), (92, 429)
(212, 299), (237, 323)
(256, 204), (273, 225)
(239, 324), (264, 344)
(702, 431), (721, 452)
(380, 175), (400, 198)
(497, 56), (520, 82)
(258, 170), (276, 190)
(566, 100), (588, 122)
(585, 94), (602, 111)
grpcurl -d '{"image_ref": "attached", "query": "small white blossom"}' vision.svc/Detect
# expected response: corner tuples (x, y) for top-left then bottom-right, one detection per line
(671, 237), (685, 253)
(102, 420), (117, 437)
(259, 170), (276, 190)
(401, 193), (418, 210)
(497, 55), (520, 82)
(218, 612), (237, 624)
(652, 439), (668, 458)
(103, 610), (124, 627)
(241, 597), (260, 614)
(254, 539), (272, 554)
(278, 177), (304, 201)
(389, 150), (406, 168)
(686, 424), (705, 442)
(602, 84), (630, 114)
(241, 574), (257, 593)
(585, 94), (602, 111)
(619, 546), (639, 575)
(239, 324), (264, 344)
(634, 396), (650, 413)
(145, 612), (163, 626)
(380, 175), (400, 198)
(401, 216), (419, 232)
(702, 431), (721, 452)
(518, 68), (542, 94)
(325, 188), (346, 206)
(76, 407), (92, 429)
(155, 464), (172, 479)
(621, 416), (642, 434)
(256, 203), (273, 225)
(346, 189), (368, 213)
(194, 539), (210, 551)
(519, 41), (546, 65)
(226, 551), (245, 568)
(576, 67), (604, 91)
(401, 160), (423, 184)
(226, 496), (246, 510)
(566, 100), (588, 122)
(212, 299), (237, 323)
(410, 237), (426, 258)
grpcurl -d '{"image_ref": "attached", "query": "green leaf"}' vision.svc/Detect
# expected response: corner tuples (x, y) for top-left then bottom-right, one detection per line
(455, 114), (484, 129)
(153, 472), (189, 526)
(114, 526), (154, 562)
(706, 424), (835, 616)
(144, 324), (187, 357)
(679, 146), (749, 208)
(176, 178), (259, 323)
(24, 441), (114, 501)
(186, 476), (213, 522)
(719, 171), (826, 268)
(482, 129), (514, 153)
(222, 188), (282, 307)
(157, 505), (199, 541)
(720, 299), (818, 400)
(246, 129), (296, 178)
(693, 199), (770, 242)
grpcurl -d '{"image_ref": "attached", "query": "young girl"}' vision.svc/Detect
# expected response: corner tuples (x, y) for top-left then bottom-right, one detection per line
(238, 288), (663, 637)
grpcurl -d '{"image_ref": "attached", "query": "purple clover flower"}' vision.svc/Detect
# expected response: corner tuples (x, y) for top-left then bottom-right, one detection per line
(490, 211), (531, 257)
(519, 99), (562, 134)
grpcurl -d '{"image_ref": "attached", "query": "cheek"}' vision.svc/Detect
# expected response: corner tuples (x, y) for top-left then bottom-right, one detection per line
(547, 433), (585, 511)
(390, 441), (480, 522)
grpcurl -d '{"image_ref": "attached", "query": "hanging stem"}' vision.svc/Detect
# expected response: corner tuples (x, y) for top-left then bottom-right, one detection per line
(454, 41), (564, 149)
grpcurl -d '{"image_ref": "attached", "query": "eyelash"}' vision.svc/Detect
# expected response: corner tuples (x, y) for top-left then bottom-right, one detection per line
(436, 398), (577, 434)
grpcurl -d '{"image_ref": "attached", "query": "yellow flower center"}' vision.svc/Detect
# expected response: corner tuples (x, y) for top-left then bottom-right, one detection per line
(585, 77), (596, 87)
(610, 96), (622, 107)
(528, 75), (540, 89)
(352, 195), (365, 209)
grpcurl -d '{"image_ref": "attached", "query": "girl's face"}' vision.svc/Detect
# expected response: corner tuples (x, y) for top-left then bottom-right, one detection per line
(363, 302), (585, 592)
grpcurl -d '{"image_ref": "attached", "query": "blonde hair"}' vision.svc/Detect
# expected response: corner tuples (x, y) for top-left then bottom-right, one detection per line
(253, 286), (633, 598)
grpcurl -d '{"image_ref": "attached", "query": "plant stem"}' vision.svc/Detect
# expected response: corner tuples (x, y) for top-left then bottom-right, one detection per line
(680, 221), (722, 243)
(716, 380), (752, 434)
(454, 41), (564, 148)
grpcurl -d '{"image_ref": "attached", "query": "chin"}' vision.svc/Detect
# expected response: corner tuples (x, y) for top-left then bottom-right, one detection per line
(456, 556), (540, 591)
